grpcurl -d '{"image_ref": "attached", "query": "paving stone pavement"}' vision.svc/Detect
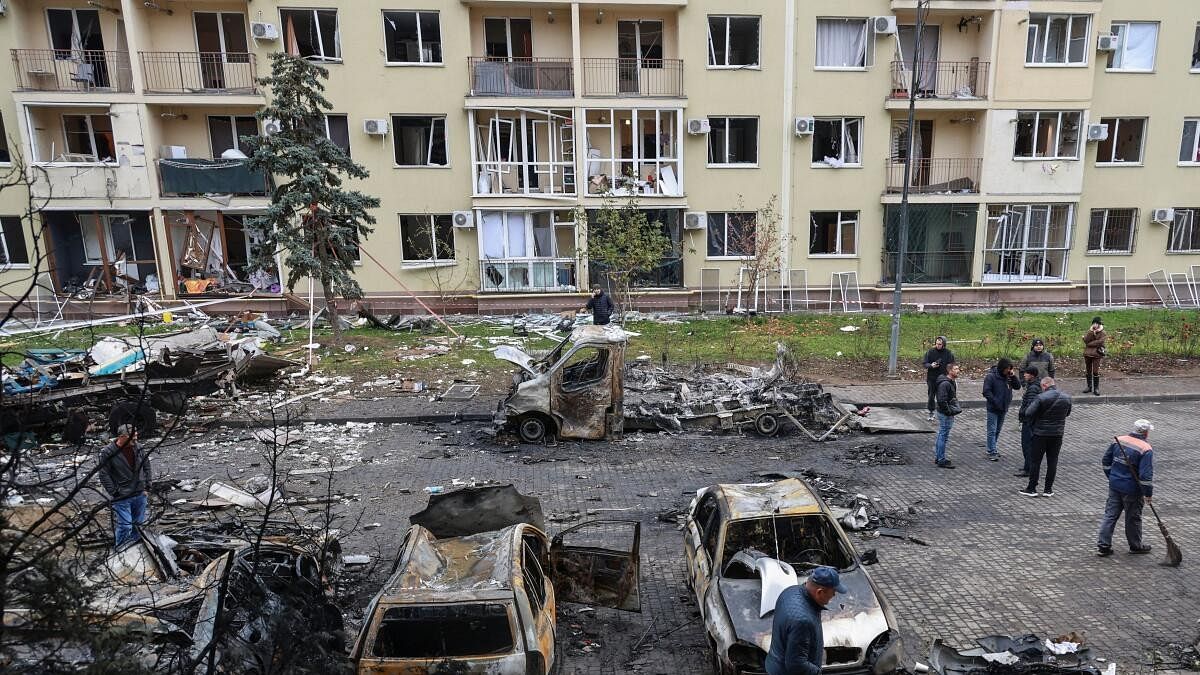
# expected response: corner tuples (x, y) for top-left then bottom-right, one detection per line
(826, 374), (1200, 409)
(154, 399), (1199, 674)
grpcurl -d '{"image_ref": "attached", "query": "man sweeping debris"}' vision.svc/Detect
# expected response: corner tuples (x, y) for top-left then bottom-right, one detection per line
(1098, 420), (1155, 556)
(96, 424), (152, 548)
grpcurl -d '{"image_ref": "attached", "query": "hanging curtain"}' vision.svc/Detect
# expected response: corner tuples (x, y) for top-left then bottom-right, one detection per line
(1120, 23), (1157, 70)
(844, 120), (860, 164)
(506, 212), (527, 258)
(817, 20), (866, 67)
(480, 211), (505, 259)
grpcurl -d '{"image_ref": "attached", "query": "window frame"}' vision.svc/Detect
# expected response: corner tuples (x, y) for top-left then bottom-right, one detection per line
(61, 113), (115, 164)
(1180, 119), (1200, 166)
(383, 9), (444, 66)
(390, 115), (449, 168)
(808, 210), (859, 257)
(206, 114), (259, 158)
(705, 211), (756, 259)
(1013, 111), (1083, 161)
(1025, 13), (1090, 67)
(1086, 208), (1137, 255)
(1106, 21), (1159, 73)
(814, 17), (873, 70)
(983, 203), (1075, 283)
(1168, 209), (1200, 253)
(322, 113), (351, 156)
(706, 15), (761, 69)
(279, 8), (341, 62)
(0, 115), (10, 164)
(398, 213), (456, 265)
(0, 217), (30, 268)
(706, 116), (759, 167)
(1192, 24), (1200, 73)
(811, 117), (864, 168)
(1095, 117), (1146, 166)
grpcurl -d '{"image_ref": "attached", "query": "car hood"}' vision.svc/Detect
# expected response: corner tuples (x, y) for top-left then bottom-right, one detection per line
(717, 569), (889, 654)
(491, 346), (539, 375)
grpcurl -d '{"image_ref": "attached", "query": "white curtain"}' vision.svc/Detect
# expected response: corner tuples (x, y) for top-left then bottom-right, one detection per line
(507, 212), (527, 257)
(1119, 23), (1157, 70)
(844, 119), (860, 164)
(817, 20), (866, 67)
(481, 211), (505, 258)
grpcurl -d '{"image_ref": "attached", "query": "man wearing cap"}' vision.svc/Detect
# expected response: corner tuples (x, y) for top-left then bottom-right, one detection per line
(1018, 338), (1056, 381)
(766, 566), (846, 675)
(1097, 419), (1155, 556)
(1014, 366), (1042, 478)
(96, 425), (152, 548)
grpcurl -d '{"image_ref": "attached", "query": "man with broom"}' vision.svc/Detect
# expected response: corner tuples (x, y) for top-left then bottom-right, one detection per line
(1097, 419), (1157, 557)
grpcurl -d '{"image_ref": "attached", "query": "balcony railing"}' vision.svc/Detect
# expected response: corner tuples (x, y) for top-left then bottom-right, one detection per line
(885, 158), (981, 194)
(889, 60), (989, 100)
(158, 158), (270, 197)
(581, 58), (684, 97)
(480, 259), (577, 292)
(11, 49), (133, 92)
(468, 57), (573, 97)
(141, 52), (258, 94)
(881, 251), (975, 285)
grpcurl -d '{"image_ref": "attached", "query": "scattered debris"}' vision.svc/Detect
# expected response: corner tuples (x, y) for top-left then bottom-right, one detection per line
(931, 634), (1103, 674)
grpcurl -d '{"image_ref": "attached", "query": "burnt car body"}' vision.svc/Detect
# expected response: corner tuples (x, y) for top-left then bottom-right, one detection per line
(352, 519), (640, 675)
(492, 325), (629, 442)
(683, 479), (901, 674)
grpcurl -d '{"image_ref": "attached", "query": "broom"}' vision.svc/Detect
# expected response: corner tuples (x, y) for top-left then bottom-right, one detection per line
(1114, 436), (1182, 566)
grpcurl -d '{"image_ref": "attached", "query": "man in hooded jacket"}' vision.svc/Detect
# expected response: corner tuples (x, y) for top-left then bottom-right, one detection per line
(982, 357), (1021, 460)
(922, 336), (955, 422)
(1018, 338), (1056, 381)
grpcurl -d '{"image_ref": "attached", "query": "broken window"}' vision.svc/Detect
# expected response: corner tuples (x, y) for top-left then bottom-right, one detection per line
(399, 214), (454, 262)
(1181, 119), (1200, 164)
(706, 212), (755, 257)
(322, 114), (350, 156)
(812, 117), (862, 166)
(384, 10), (442, 64)
(522, 540), (547, 614)
(1107, 22), (1158, 71)
(62, 114), (115, 162)
(720, 515), (854, 575)
(1096, 117), (1145, 164)
(1014, 111), (1081, 160)
(984, 203), (1074, 282)
(0, 217), (30, 266)
(0, 115), (9, 163)
(280, 8), (340, 61)
(1169, 209), (1200, 253)
(207, 115), (258, 157)
(692, 495), (722, 559)
(560, 347), (608, 389)
(1193, 24), (1200, 70)
(1026, 14), (1089, 65)
(708, 16), (760, 67)
(371, 604), (515, 658)
(815, 18), (869, 68)
(1087, 208), (1136, 254)
(392, 116), (447, 166)
(707, 117), (758, 165)
(485, 18), (532, 60)
(810, 211), (858, 256)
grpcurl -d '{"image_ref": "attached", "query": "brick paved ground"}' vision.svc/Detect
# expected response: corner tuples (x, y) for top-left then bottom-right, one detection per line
(153, 398), (1198, 674)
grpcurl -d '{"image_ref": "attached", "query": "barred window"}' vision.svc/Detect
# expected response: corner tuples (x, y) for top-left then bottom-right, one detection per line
(1087, 209), (1136, 254)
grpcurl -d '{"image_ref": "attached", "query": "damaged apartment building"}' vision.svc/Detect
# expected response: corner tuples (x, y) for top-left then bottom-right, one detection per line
(1, 0), (1200, 318)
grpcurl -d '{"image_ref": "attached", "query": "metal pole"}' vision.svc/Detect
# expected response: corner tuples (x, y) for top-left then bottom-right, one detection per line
(887, 1), (927, 377)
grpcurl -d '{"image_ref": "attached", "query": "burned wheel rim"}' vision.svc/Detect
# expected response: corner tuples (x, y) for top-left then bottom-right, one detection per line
(518, 415), (548, 443)
(754, 413), (779, 437)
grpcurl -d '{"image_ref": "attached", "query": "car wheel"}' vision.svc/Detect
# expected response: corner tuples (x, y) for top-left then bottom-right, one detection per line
(518, 414), (552, 443)
(754, 413), (779, 437)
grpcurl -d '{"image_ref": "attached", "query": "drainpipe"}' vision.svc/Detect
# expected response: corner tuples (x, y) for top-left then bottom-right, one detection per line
(779, 0), (797, 280)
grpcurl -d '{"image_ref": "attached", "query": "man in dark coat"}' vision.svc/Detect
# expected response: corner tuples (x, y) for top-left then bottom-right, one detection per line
(96, 424), (152, 548)
(1097, 419), (1155, 556)
(765, 566), (846, 675)
(1014, 366), (1042, 478)
(922, 336), (955, 421)
(933, 362), (962, 469)
(1018, 338), (1056, 381)
(1020, 378), (1073, 497)
(580, 286), (615, 326)
(982, 357), (1021, 460)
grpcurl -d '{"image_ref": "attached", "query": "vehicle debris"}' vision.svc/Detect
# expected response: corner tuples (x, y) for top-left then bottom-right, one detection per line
(930, 633), (1105, 674)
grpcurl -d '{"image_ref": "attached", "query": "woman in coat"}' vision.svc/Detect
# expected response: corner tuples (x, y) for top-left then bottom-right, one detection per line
(1082, 316), (1107, 396)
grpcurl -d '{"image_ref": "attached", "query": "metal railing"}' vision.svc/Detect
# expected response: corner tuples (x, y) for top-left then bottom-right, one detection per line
(881, 251), (975, 285)
(11, 49), (133, 92)
(157, 158), (271, 197)
(141, 52), (258, 94)
(480, 259), (577, 292)
(889, 60), (989, 100)
(581, 58), (684, 97)
(467, 57), (573, 97)
(885, 157), (981, 194)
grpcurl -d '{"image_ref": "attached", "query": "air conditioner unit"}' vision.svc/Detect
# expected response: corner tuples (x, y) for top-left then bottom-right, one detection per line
(1096, 34), (1119, 51)
(872, 16), (898, 35)
(686, 119), (711, 135)
(684, 211), (707, 230)
(261, 118), (282, 135)
(160, 145), (188, 159)
(251, 22), (279, 40)
(1152, 208), (1175, 224)
(794, 116), (816, 136)
(452, 211), (474, 228)
(0, 1), (8, 16)
(363, 119), (389, 135)
(1086, 123), (1109, 142)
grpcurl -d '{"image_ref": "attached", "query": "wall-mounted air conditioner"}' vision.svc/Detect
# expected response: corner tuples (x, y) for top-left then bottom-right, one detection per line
(794, 117), (816, 136)
(251, 22), (279, 40)
(262, 119), (282, 135)
(452, 211), (474, 228)
(872, 16), (898, 35)
(1086, 123), (1109, 142)
(1152, 208), (1175, 224)
(684, 211), (707, 229)
(160, 145), (188, 159)
(686, 119), (711, 135)
(1096, 34), (1119, 51)
(363, 119), (389, 135)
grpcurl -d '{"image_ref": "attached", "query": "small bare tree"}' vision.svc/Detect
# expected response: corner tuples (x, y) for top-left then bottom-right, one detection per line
(727, 195), (788, 313)
(575, 188), (672, 322)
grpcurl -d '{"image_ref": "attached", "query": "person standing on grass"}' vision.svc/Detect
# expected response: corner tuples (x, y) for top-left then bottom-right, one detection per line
(982, 357), (1021, 461)
(1083, 316), (1107, 396)
(1018, 338), (1055, 381)
(922, 336), (955, 422)
(580, 286), (615, 326)
(1097, 419), (1155, 557)
(97, 424), (152, 548)
(1014, 366), (1042, 478)
(933, 362), (962, 469)
(1019, 377), (1072, 497)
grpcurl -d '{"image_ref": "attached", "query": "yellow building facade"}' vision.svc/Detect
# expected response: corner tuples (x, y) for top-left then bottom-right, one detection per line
(1, 0), (1198, 317)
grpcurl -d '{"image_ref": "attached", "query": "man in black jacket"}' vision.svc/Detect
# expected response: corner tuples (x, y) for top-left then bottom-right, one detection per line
(1020, 378), (1073, 497)
(580, 287), (615, 325)
(982, 357), (1021, 461)
(932, 363), (962, 469)
(1014, 366), (1042, 478)
(97, 425), (152, 548)
(765, 566), (846, 675)
(922, 336), (955, 422)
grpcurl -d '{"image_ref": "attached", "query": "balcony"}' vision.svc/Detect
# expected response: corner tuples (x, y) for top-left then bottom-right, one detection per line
(888, 60), (989, 101)
(581, 58), (684, 97)
(158, 158), (270, 197)
(11, 49), (133, 93)
(480, 259), (578, 292)
(468, 58), (573, 97)
(885, 158), (981, 195)
(141, 52), (259, 95)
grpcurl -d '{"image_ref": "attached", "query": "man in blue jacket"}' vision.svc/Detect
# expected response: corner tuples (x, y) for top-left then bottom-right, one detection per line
(982, 357), (1021, 461)
(765, 566), (846, 675)
(1097, 419), (1155, 556)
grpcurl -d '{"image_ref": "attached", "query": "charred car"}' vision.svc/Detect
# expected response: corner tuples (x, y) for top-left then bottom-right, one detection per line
(683, 479), (901, 674)
(352, 485), (641, 674)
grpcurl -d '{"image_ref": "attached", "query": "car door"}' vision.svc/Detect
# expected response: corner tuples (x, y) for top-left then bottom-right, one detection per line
(684, 494), (721, 611)
(549, 520), (640, 611)
(519, 530), (556, 674)
(550, 344), (612, 439)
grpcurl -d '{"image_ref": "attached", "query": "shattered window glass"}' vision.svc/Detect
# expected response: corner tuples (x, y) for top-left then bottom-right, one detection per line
(560, 347), (608, 389)
(372, 603), (515, 658)
(720, 515), (853, 575)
